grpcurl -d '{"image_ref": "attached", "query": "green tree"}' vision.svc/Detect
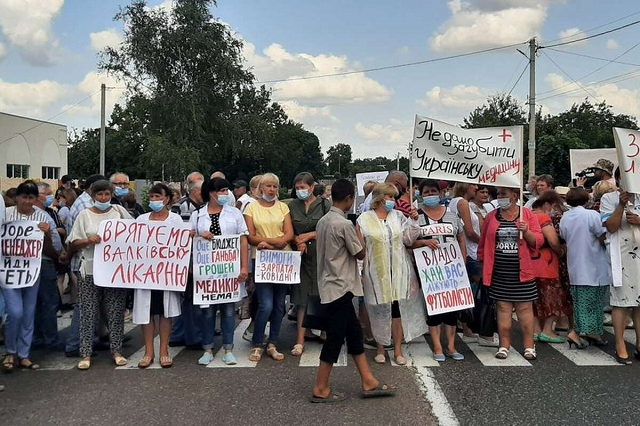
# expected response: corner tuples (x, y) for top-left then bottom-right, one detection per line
(326, 143), (353, 178)
(463, 94), (528, 129)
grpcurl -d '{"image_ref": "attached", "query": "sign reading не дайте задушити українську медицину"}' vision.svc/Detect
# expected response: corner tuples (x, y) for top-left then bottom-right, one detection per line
(411, 115), (523, 188)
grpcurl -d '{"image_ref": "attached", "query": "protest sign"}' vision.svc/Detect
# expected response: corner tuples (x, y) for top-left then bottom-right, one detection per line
(614, 128), (640, 193)
(193, 235), (243, 305)
(255, 249), (301, 284)
(0, 220), (44, 289)
(569, 148), (617, 180)
(411, 115), (523, 188)
(93, 219), (192, 291)
(413, 241), (474, 316)
(356, 171), (389, 196)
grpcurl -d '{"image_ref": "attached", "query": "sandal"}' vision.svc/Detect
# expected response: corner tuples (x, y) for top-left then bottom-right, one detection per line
(114, 355), (128, 366)
(291, 344), (304, 357)
(138, 356), (154, 369)
(394, 355), (407, 366)
(523, 347), (537, 361)
(249, 347), (263, 362)
(361, 384), (397, 398)
(267, 345), (285, 361)
(495, 347), (509, 360)
(2, 355), (15, 372)
(77, 359), (91, 370)
(310, 392), (346, 404)
(160, 356), (173, 368)
(19, 359), (40, 370)
(374, 354), (386, 364)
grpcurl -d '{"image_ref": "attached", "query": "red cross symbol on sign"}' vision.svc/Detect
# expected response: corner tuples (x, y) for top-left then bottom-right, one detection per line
(499, 129), (512, 143)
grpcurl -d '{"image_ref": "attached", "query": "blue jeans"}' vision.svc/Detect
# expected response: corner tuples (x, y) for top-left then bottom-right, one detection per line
(0, 290), (6, 319)
(202, 303), (235, 350)
(170, 296), (203, 346)
(253, 284), (288, 347)
(34, 261), (61, 348)
(2, 281), (40, 359)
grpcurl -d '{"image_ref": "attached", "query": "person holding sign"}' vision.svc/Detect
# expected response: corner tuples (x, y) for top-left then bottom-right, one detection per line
(68, 180), (133, 370)
(1, 181), (62, 372)
(191, 178), (249, 366)
(413, 179), (467, 361)
(478, 187), (543, 361)
(311, 179), (396, 403)
(356, 183), (426, 366)
(289, 172), (330, 357)
(244, 173), (294, 362)
(132, 183), (184, 368)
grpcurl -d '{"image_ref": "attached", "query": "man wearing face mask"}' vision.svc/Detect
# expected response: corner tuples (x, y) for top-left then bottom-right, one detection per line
(31, 182), (65, 351)
(110, 172), (144, 216)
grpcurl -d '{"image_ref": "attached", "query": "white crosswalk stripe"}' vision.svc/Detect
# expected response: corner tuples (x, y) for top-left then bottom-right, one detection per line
(605, 326), (638, 346)
(389, 339), (440, 367)
(546, 340), (621, 366)
(457, 333), (532, 366)
(207, 319), (258, 368)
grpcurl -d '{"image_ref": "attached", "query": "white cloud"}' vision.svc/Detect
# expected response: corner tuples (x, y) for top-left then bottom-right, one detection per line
(245, 42), (393, 105)
(606, 39), (620, 50)
(90, 29), (123, 52)
(557, 28), (587, 46)
(62, 72), (126, 122)
(418, 85), (490, 111)
(398, 46), (410, 55)
(430, 0), (548, 52)
(0, 42), (6, 61)
(0, 0), (64, 66)
(0, 78), (68, 116)
(279, 100), (339, 123)
(355, 121), (410, 143)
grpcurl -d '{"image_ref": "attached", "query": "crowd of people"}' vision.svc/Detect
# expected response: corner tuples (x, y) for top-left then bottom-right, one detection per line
(1, 157), (640, 398)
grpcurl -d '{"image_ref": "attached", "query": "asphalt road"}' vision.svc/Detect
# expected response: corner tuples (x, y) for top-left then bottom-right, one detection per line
(1, 313), (639, 426)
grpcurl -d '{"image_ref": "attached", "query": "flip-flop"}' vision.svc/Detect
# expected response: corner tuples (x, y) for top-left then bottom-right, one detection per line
(309, 392), (346, 404)
(19, 359), (40, 370)
(361, 384), (397, 398)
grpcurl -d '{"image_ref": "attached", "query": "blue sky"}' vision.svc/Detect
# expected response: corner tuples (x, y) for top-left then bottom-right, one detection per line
(1, 0), (640, 159)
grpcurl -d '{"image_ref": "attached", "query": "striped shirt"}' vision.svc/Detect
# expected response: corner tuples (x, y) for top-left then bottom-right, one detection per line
(489, 210), (537, 302)
(68, 192), (94, 271)
(5, 206), (63, 261)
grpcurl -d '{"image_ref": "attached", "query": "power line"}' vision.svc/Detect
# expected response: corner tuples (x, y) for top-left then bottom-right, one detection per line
(542, 10), (640, 44)
(0, 89), (102, 146)
(538, 40), (640, 96)
(507, 62), (529, 96)
(537, 68), (640, 102)
(541, 50), (601, 102)
(539, 19), (640, 49)
(546, 48), (640, 67)
(258, 41), (527, 84)
(501, 56), (528, 93)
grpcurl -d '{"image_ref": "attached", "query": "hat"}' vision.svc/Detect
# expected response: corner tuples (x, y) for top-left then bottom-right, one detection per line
(555, 186), (570, 196)
(591, 159), (614, 175)
(233, 180), (248, 189)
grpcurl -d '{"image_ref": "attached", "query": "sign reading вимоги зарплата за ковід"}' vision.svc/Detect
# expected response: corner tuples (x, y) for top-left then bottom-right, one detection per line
(411, 116), (523, 188)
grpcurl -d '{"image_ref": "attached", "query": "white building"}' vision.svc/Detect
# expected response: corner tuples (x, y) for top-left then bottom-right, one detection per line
(0, 112), (68, 192)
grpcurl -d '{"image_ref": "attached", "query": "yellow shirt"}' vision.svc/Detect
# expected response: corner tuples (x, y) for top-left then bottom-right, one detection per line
(244, 200), (291, 258)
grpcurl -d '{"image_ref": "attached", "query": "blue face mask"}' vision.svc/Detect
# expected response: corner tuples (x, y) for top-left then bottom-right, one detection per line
(94, 200), (112, 211)
(217, 195), (230, 206)
(384, 200), (396, 211)
(296, 189), (310, 200)
(44, 194), (54, 208)
(115, 187), (129, 198)
(414, 189), (420, 199)
(423, 195), (440, 208)
(149, 200), (165, 212)
(262, 194), (276, 203)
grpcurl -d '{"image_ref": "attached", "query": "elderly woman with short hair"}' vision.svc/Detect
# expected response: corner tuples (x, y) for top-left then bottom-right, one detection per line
(68, 180), (133, 370)
(356, 183), (426, 365)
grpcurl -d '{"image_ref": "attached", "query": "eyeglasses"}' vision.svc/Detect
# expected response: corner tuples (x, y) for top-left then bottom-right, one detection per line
(113, 182), (129, 188)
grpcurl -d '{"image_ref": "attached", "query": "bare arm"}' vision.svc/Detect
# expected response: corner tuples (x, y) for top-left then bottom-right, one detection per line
(457, 199), (480, 243)
(541, 224), (564, 257)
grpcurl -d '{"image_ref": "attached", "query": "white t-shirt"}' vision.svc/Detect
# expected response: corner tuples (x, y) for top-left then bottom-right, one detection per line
(68, 205), (133, 276)
(448, 197), (480, 260)
(238, 193), (255, 212)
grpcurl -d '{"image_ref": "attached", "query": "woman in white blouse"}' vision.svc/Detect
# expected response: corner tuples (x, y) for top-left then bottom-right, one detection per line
(191, 178), (249, 366)
(133, 183), (183, 368)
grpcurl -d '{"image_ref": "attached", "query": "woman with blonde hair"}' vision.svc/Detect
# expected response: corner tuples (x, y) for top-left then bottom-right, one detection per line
(356, 183), (427, 365)
(244, 173), (294, 362)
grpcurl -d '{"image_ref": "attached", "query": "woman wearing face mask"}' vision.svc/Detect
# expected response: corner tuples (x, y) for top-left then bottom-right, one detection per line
(413, 179), (467, 361)
(68, 180), (133, 370)
(478, 187), (544, 360)
(530, 191), (575, 345)
(288, 172), (331, 356)
(356, 183), (426, 365)
(244, 173), (294, 362)
(132, 183), (184, 368)
(56, 188), (79, 305)
(192, 178), (249, 366)
(2, 181), (62, 371)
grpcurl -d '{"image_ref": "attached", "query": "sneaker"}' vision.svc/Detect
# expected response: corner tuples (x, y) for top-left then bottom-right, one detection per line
(478, 336), (499, 347)
(433, 353), (446, 362)
(198, 351), (214, 365)
(222, 352), (237, 365)
(445, 351), (465, 361)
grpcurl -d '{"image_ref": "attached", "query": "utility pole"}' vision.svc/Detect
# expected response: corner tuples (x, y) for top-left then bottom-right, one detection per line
(528, 38), (536, 178)
(99, 83), (106, 176)
(396, 152), (400, 170)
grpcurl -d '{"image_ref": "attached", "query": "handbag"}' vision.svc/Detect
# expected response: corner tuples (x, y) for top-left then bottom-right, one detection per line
(470, 284), (497, 337)
(302, 294), (329, 331)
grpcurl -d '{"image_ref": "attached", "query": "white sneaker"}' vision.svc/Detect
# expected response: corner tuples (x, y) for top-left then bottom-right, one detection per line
(478, 336), (499, 347)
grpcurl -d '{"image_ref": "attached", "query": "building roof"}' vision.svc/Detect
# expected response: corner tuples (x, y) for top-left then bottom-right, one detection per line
(0, 111), (66, 128)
